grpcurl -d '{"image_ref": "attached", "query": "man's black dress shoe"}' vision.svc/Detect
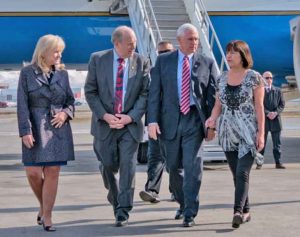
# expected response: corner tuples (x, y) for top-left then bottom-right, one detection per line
(276, 163), (286, 169)
(139, 190), (160, 203)
(182, 216), (195, 227)
(115, 216), (128, 227)
(174, 209), (183, 220)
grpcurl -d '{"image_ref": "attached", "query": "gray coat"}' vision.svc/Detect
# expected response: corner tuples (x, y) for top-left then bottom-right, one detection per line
(17, 64), (75, 163)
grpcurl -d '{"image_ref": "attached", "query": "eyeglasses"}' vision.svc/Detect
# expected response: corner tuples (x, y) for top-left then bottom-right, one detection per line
(264, 77), (273, 80)
(158, 49), (171, 55)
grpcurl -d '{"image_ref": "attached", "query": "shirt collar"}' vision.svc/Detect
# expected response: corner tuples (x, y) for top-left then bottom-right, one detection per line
(113, 49), (128, 64)
(178, 50), (193, 63)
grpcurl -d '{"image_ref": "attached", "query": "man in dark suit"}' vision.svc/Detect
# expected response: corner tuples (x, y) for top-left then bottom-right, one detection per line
(148, 23), (218, 227)
(84, 26), (150, 226)
(139, 41), (175, 204)
(257, 71), (285, 169)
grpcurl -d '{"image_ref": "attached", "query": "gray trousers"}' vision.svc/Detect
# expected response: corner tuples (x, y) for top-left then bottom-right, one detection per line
(162, 106), (204, 218)
(225, 151), (254, 214)
(93, 128), (139, 218)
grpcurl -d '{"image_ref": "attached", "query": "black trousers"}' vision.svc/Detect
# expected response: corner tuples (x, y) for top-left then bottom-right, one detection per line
(144, 138), (172, 194)
(225, 151), (254, 214)
(260, 130), (282, 164)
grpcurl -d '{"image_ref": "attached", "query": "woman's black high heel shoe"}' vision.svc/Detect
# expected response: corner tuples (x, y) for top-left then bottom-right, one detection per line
(42, 223), (56, 232)
(232, 213), (243, 228)
(37, 216), (43, 225)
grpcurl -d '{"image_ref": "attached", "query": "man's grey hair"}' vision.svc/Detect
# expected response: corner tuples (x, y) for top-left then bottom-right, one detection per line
(176, 23), (198, 37)
(111, 25), (134, 44)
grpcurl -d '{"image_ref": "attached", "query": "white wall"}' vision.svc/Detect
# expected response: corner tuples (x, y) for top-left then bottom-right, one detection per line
(202, 0), (300, 11)
(0, 0), (113, 12)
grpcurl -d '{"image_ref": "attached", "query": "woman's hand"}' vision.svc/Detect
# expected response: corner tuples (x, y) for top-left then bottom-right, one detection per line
(256, 132), (265, 152)
(51, 111), (68, 128)
(205, 117), (216, 129)
(22, 134), (35, 149)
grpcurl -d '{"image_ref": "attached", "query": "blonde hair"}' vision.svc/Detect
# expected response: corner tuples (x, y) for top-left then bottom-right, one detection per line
(31, 34), (65, 73)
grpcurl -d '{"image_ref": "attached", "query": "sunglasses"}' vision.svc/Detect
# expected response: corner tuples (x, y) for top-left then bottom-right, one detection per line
(158, 49), (172, 54)
(264, 77), (273, 80)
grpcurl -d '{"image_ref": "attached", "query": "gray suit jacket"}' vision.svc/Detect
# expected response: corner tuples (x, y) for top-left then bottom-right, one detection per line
(84, 49), (150, 142)
(148, 50), (218, 140)
(264, 86), (285, 132)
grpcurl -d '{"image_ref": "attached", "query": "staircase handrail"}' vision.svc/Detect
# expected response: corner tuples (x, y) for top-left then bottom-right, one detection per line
(194, 0), (229, 72)
(125, 0), (162, 64)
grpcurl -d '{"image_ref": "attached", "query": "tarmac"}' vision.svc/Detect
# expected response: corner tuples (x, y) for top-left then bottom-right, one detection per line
(0, 99), (300, 237)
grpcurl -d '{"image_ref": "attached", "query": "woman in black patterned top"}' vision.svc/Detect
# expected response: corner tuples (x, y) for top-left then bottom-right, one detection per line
(205, 40), (265, 229)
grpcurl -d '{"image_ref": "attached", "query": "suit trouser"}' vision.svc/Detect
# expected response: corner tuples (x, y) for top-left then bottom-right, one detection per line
(93, 128), (138, 218)
(162, 106), (203, 218)
(225, 151), (254, 214)
(260, 130), (282, 164)
(145, 138), (172, 194)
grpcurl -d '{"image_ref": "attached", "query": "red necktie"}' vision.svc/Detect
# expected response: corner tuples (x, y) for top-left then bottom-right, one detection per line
(180, 56), (190, 115)
(114, 58), (124, 114)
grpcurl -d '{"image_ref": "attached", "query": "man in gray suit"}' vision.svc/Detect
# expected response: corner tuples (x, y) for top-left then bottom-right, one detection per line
(148, 23), (218, 227)
(84, 26), (150, 227)
(257, 71), (285, 169)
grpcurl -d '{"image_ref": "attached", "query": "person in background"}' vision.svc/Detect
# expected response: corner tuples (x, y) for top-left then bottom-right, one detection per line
(84, 26), (150, 227)
(206, 40), (265, 229)
(257, 71), (285, 169)
(17, 34), (75, 232)
(148, 23), (217, 227)
(139, 40), (175, 203)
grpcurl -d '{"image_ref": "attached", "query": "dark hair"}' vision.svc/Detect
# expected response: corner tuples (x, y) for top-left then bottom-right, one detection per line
(158, 40), (172, 47)
(226, 40), (253, 69)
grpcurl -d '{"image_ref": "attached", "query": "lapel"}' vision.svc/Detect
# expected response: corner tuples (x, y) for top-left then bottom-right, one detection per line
(191, 53), (203, 99)
(105, 50), (114, 98)
(50, 70), (60, 85)
(169, 51), (179, 105)
(124, 54), (137, 104)
(32, 64), (49, 85)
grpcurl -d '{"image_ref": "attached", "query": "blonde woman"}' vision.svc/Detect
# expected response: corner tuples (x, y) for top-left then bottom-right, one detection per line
(205, 40), (265, 229)
(17, 34), (75, 231)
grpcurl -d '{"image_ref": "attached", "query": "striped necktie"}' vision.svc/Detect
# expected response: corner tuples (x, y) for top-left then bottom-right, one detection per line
(114, 58), (124, 114)
(180, 56), (190, 115)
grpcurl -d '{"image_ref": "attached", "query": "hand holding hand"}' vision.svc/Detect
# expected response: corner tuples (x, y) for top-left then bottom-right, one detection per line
(103, 113), (124, 129)
(205, 117), (216, 129)
(22, 134), (35, 149)
(115, 114), (133, 126)
(51, 111), (68, 128)
(148, 124), (161, 140)
(205, 128), (216, 141)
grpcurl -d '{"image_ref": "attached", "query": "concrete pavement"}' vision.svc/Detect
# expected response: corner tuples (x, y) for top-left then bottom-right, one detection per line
(0, 106), (300, 237)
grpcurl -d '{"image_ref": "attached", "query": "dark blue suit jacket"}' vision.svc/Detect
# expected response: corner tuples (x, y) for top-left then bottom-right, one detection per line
(264, 86), (285, 132)
(148, 50), (218, 140)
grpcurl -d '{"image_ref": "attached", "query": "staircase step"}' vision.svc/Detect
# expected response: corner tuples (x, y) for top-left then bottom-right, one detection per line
(152, 7), (187, 14)
(155, 14), (190, 21)
(156, 20), (188, 27)
(151, 0), (184, 6)
(154, 30), (176, 38)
